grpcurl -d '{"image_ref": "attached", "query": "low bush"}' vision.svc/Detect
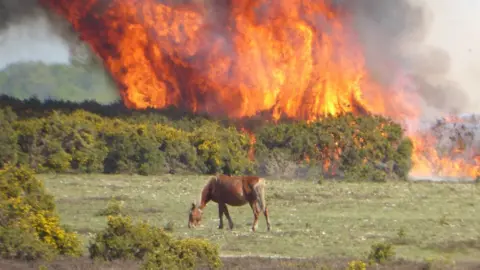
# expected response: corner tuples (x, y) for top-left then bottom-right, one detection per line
(0, 227), (55, 261)
(142, 238), (222, 270)
(1, 96), (415, 179)
(0, 107), (18, 169)
(254, 113), (413, 180)
(89, 215), (221, 269)
(367, 242), (396, 264)
(346, 260), (367, 270)
(95, 198), (125, 217)
(88, 215), (170, 261)
(0, 166), (82, 261)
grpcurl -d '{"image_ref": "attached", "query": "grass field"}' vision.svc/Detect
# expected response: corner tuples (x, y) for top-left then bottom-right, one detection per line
(39, 174), (480, 265)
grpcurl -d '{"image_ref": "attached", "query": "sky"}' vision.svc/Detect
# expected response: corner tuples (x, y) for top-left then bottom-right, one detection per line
(0, 0), (478, 112)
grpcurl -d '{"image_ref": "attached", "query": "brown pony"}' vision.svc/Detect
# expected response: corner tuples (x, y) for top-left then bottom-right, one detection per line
(188, 174), (271, 232)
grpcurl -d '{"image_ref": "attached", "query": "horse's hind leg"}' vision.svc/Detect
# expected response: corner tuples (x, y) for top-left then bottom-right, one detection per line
(223, 205), (234, 230)
(249, 201), (260, 232)
(218, 203), (225, 229)
(263, 206), (271, 231)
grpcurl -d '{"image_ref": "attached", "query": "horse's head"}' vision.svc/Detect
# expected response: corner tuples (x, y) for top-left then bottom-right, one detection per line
(188, 202), (203, 228)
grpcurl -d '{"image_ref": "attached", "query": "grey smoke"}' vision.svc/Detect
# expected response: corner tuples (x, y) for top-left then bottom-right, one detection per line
(0, 0), (99, 68)
(0, 0), (71, 43)
(332, 0), (469, 120)
(0, 0), (41, 31)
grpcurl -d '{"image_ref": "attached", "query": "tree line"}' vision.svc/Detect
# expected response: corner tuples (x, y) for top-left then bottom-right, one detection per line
(0, 95), (413, 181)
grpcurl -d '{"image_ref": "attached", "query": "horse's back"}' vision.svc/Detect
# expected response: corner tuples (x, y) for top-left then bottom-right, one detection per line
(216, 175), (262, 191)
(213, 175), (263, 206)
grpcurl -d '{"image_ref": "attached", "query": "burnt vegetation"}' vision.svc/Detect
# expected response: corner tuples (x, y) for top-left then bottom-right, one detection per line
(0, 94), (412, 181)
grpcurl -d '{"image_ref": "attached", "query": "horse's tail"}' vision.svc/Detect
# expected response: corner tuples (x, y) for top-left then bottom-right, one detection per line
(254, 178), (267, 213)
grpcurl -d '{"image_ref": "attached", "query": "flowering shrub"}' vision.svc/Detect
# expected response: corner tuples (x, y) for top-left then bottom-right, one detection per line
(89, 215), (221, 270)
(0, 166), (82, 260)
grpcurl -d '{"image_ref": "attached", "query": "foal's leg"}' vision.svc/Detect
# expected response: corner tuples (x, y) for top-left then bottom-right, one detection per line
(218, 203), (225, 229)
(223, 205), (234, 230)
(249, 200), (260, 232)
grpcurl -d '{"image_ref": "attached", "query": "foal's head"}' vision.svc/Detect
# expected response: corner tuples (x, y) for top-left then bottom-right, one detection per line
(188, 202), (203, 228)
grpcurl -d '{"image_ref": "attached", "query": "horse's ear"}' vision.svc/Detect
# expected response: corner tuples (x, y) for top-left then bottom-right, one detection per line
(191, 202), (196, 209)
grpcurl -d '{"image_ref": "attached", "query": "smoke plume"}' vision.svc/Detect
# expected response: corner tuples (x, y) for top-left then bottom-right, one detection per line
(0, 0), (99, 66)
(0, 0), (473, 120)
(331, 0), (469, 122)
(0, 0), (41, 30)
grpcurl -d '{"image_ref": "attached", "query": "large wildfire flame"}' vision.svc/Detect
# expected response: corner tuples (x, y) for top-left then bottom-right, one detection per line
(40, 0), (479, 180)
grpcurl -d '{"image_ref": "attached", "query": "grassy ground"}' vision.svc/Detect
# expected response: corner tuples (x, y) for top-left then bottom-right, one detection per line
(2, 256), (480, 270)
(39, 174), (480, 264)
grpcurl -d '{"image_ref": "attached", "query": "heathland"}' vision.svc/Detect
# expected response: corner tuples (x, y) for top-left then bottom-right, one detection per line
(43, 173), (480, 260)
(0, 95), (478, 269)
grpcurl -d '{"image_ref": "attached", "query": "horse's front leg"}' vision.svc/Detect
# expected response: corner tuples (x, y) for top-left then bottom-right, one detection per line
(218, 203), (225, 229)
(249, 201), (260, 232)
(223, 205), (234, 230)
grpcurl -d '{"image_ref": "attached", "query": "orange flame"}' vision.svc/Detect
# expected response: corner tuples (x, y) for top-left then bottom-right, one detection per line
(410, 124), (480, 179)
(40, 0), (479, 180)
